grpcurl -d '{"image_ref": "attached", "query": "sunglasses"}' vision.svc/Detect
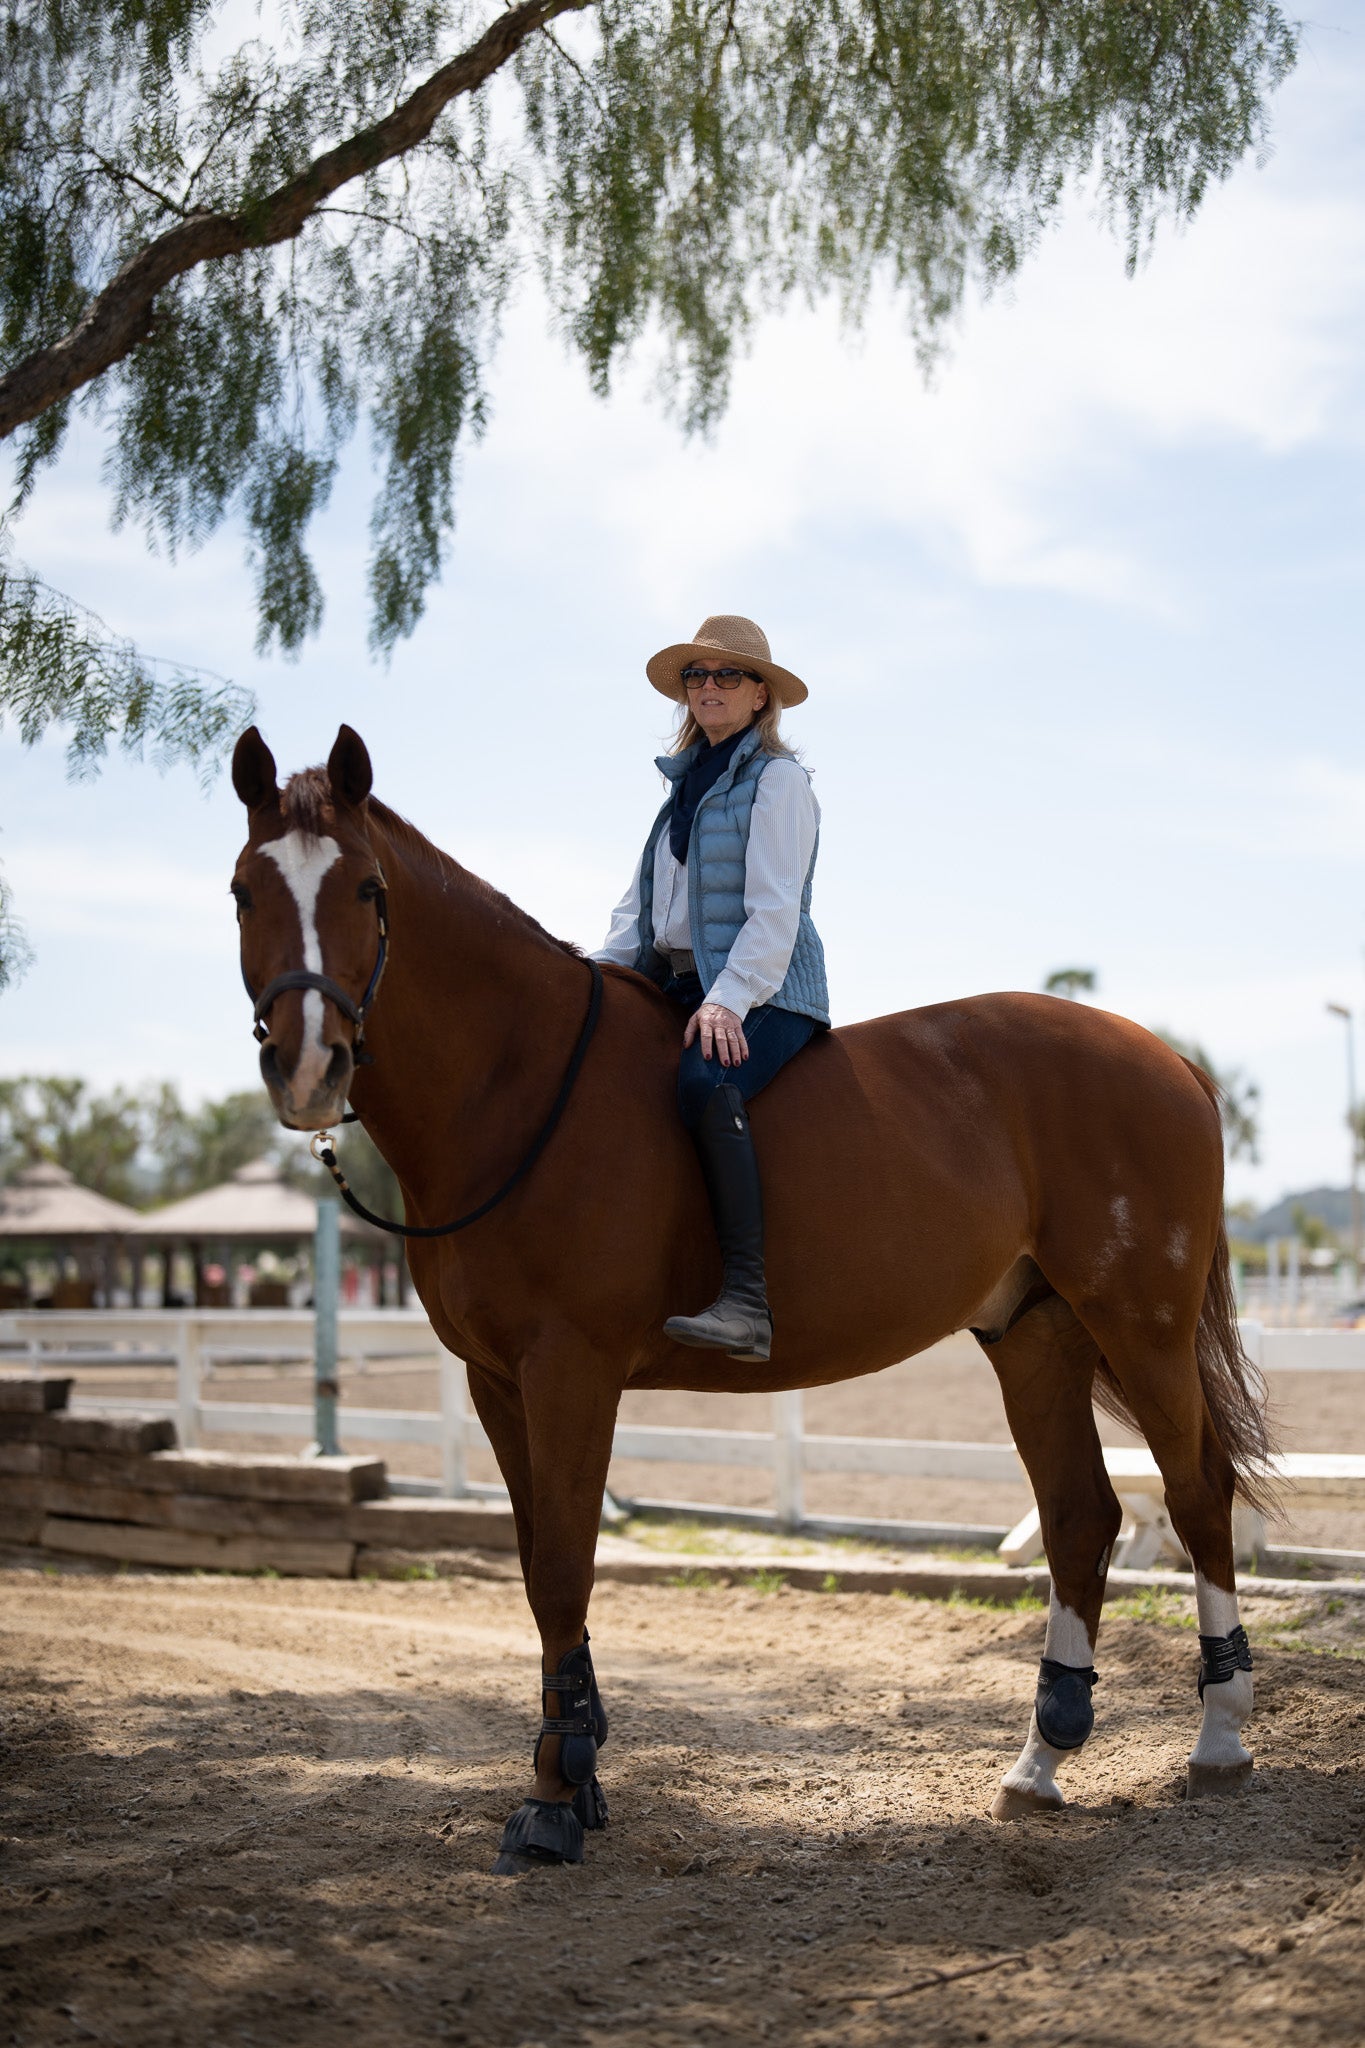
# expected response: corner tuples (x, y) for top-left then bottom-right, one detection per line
(681, 666), (761, 690)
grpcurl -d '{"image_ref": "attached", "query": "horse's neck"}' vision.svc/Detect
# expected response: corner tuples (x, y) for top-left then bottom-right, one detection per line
(352, 813), (585, 1208)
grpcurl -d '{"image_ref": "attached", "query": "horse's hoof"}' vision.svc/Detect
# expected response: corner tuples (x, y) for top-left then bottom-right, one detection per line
(572, 1775), (609, 1830)
(491, 1797), (584, 1875)
(1187, 1759), (1253, 1800)
(990, 1782), (1065, 1824)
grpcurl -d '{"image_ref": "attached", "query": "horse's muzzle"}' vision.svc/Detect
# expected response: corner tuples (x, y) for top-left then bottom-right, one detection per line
(259, 1036), (354, 1131)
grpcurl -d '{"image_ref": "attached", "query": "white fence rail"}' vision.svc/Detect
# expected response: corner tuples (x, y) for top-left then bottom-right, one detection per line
(6, 1311), (1365, 1562)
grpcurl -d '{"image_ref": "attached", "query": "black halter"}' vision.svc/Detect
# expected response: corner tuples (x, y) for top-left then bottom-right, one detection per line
(241, 863), (604, 1238)
(242, 872), (390, 1062)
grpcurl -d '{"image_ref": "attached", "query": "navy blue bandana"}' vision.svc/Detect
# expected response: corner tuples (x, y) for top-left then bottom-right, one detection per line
(668, 725), (751, 864)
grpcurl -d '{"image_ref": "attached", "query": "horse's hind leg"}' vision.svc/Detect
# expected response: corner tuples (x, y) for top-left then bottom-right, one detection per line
(1074, 1315), (1253, 1799)
(979, 1295), (1123, 1821)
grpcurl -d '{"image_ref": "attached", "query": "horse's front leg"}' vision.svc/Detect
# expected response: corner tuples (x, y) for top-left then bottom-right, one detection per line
(490, 1337), (621, 1875)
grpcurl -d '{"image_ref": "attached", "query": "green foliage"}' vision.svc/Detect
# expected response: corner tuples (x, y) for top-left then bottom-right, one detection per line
(0, 1072), (402, 1218)
(0, 545), (254, 782)
(0, 856), (32, 992)
(1289, 1202), (1338, 1256)
(1, 0), (1296, 667)
(1043, 967), (1097, 1000)
(1156, 1029), (1261, 1163)
(0, 1076), (149, 1202)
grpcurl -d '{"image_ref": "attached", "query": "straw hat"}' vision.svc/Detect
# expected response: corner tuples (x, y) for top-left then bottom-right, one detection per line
(646, 614), (808, 707)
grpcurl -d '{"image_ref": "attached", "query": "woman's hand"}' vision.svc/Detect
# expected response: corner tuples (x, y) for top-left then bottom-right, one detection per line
(684, 1002), (750, 1065)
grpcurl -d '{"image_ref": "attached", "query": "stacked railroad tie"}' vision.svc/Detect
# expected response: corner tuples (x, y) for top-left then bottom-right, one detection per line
(0, 1374), (517, 1577)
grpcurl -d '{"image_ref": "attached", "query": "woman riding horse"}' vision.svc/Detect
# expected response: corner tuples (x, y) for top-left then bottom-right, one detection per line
(595, 615), (825, 1362)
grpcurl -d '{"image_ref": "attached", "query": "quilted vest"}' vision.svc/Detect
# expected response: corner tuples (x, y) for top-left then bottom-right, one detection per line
(632, 724), (830, 1026)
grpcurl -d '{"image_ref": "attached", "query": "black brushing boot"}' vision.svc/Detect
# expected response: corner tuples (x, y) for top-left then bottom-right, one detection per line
(664, 1083), (772, 1362)
(492, 1635), (609, 1875)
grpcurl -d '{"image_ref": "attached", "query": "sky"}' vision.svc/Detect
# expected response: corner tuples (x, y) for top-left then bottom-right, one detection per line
(2, 9), (1364, 1212)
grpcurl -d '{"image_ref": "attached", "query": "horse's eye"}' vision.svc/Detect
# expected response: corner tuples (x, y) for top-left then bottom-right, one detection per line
(231, 881), (252, 912)
(358, 876), (382, 902)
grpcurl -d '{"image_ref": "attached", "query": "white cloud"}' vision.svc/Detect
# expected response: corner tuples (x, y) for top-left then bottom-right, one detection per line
(7, 843), (231, 954)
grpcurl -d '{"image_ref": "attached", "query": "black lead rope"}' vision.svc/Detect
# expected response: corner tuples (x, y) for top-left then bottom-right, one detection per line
(309, 959), (604, 1239)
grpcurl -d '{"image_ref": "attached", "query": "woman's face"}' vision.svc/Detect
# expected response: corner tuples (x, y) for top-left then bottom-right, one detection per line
(686, 667), (769, 745)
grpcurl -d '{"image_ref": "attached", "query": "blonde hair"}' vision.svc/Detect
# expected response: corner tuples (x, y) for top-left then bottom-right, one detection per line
(669, 686), (797, 759)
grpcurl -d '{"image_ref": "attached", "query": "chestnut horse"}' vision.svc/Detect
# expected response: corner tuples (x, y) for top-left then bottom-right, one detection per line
(230, 724), (1271, 1869)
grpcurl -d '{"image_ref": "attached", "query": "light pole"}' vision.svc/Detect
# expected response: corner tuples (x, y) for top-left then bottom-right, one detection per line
(1326, 1002), (1360, 1279)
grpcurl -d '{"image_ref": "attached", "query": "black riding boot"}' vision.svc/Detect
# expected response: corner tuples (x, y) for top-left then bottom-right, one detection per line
(664, 1083), (772, 1362)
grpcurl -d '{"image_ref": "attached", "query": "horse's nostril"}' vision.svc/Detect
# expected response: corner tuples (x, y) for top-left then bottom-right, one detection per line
(259, 1042), (282, 1093)
(324, 1042), (353, 1094)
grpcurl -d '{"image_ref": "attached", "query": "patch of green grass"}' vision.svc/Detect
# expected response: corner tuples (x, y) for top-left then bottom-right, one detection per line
(399, 1561), (439, 1582)
(665, 1567), (715, 1590)
(933, 1545), (1000, 1564)
(621, 1518), (723, 1556)
(944, 1587), (1045, 1615)
(256, 1566), (281, 1581)
(747, 1569), (788, 1595)
(1105, 1589), (1198, 1629)
(820, 1572), (841, 1594)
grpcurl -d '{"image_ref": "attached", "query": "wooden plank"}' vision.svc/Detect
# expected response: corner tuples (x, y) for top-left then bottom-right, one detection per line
(194, 1401), (444, 1446)
(0, 1412), (177, 1452)
(56, 1448), (183, 1492)
(38, 1516), (355, 1577)
(0, 1441), (57, 1476)
(801, 1435), (1022, 1483)
(152, 1450), (386, 1503)
(346, 1497), (518, 1552)
(0, 1377), (72, 1413)
(36, 1481), (350, 1542)
(53, 1447), (385, 1502)
(610, 1425), (774, 1469)
(0, 1506), (43, 1545)
(0, 1476), (47, 1510)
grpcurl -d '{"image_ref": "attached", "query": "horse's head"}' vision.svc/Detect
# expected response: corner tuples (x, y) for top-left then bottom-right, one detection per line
(231, 723), (386, 1130)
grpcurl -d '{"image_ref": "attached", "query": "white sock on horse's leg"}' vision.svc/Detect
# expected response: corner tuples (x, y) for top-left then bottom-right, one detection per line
(995, 1593), (1093, 1814)
(1190, 1575), (1252, 1774)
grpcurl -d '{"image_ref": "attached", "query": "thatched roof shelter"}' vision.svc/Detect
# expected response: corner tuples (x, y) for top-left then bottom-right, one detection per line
(131, 1158), (378, 1242)
(0, 1162), (141, 1239)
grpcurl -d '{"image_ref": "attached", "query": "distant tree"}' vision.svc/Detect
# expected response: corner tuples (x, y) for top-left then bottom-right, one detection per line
(1289, 1202), (1338, 1255)
(0, 1076), (147, 1201)
(0, 1074), (400, 1222)
(1155, 1032), (1260, 1163)
(1044, 968), (1098, 1001)
(0, 857), (32, 993)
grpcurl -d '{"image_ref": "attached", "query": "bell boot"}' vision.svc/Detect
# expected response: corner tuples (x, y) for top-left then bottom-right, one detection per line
(664, 1083), (773, 1361)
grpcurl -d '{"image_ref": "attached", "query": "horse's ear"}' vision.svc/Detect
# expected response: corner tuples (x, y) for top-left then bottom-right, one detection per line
(328, 725), (373, 809)
(232, 727), (279, 812)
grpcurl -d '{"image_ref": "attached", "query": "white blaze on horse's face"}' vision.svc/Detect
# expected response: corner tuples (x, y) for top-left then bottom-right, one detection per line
(261, 832), (343, 1109)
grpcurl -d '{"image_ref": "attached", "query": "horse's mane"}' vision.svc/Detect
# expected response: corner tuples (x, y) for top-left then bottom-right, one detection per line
(280, 768), (582, 961)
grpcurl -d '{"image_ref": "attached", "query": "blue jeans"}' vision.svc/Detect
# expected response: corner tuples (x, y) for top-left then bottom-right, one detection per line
(665, 972), (817, 1130)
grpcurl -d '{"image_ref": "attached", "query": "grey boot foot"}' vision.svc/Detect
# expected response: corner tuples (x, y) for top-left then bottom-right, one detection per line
(664, 1298), (772, 1360)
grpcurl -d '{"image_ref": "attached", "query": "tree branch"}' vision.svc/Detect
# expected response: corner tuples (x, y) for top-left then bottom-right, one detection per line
(0, 0), (593, 439)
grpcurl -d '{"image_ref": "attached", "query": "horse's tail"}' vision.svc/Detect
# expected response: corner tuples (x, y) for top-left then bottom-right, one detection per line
(1191, 1215), (1276, 1511)
(1178, 1054), (1277, 1512)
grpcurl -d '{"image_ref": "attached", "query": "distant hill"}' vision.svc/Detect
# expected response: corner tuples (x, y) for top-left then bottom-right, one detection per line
(1232, 1186), (1352, 1244)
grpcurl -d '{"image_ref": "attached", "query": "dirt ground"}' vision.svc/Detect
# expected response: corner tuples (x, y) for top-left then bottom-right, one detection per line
(3, 1565), (1364, 2047)
(77, 1334), (1365, 1549)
